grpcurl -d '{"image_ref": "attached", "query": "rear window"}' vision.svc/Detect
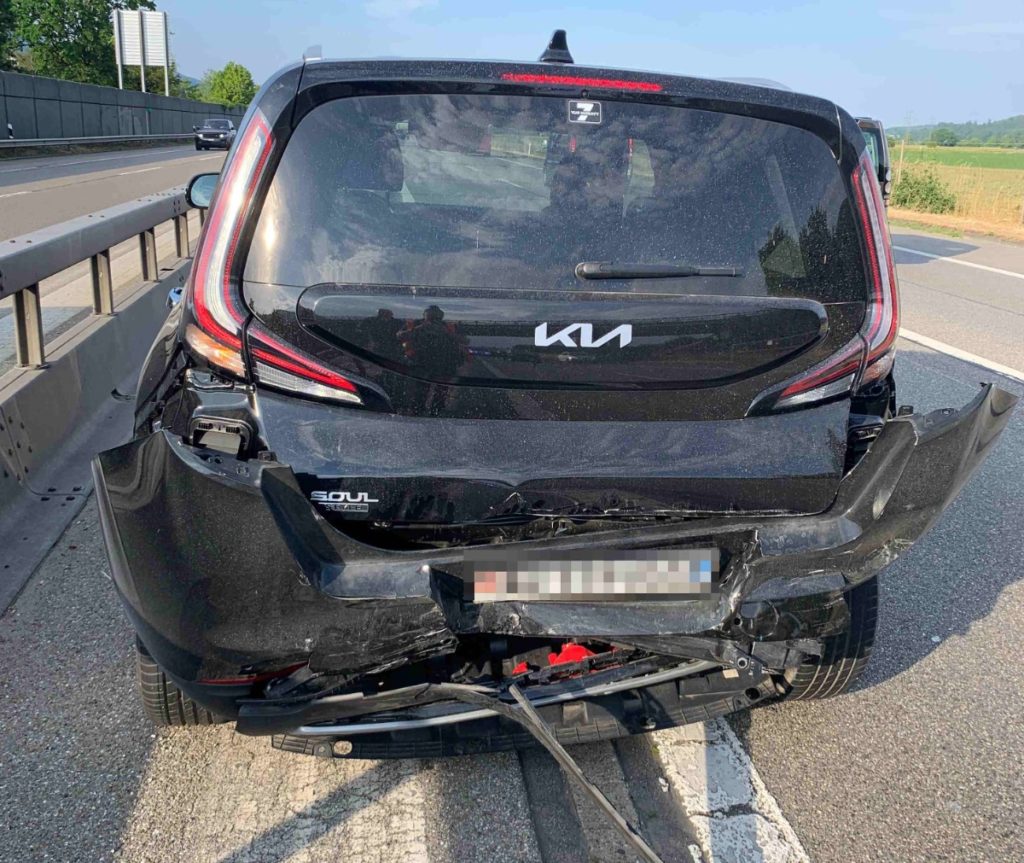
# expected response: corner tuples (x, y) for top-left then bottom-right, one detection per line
(245, 94), (864, 300)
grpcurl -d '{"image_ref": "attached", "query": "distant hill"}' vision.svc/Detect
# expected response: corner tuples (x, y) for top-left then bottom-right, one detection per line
(889, 115), (1024, 147)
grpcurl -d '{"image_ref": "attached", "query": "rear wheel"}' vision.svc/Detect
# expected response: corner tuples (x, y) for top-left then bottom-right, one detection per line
(783, 577), (879, 700)
(135, 640), (224, 726)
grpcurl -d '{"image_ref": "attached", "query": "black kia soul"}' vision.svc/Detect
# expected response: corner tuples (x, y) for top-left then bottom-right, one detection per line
(95, 41), (1015, 759)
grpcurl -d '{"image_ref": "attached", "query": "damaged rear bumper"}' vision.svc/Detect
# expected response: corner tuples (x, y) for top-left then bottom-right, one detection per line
(94, 385), (1016, 741)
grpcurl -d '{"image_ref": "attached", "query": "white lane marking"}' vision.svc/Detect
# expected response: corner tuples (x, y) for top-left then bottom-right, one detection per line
(116, 166), (161, 176)
(899, 329), (1024, 383)
(0, 147), (187, 174)
(894, 245), (1024, 281)
(653, 720), (810, 863)
(0, 154), (223, 200)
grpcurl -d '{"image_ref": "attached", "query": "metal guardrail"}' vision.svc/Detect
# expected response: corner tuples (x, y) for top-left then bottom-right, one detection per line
(0, 133), (193, 150)
(0, 188), (201, 368)
(0, 185), (207, 608)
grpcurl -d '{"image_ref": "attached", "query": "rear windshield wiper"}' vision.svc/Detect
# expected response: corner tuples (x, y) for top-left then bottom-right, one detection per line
(575, 261), (744, 280)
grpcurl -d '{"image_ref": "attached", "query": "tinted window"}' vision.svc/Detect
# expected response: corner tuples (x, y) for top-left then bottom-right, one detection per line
(245, 95), (864, 300)
(206, 119), (231, 129)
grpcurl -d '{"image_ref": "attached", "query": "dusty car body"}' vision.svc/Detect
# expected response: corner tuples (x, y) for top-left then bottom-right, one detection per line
(95, 48), (1015, 759)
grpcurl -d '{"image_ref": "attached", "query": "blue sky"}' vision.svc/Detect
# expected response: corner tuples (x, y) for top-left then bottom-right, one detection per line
(161, 0), (1024, 127)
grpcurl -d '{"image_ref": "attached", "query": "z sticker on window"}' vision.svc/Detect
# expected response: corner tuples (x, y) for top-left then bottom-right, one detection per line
(568, 100), (602, 125)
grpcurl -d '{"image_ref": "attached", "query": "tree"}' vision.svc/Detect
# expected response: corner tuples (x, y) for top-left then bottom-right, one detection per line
(168, 61), (200, 99)
(930, 127), (959, 147)
(122, 58), (198, 98)
(11, 0), (153, 85)
(200, 61), (257, 107)
(0, 0), (16, 70)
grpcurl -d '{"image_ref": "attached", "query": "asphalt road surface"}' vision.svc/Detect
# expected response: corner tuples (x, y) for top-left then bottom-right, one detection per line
(0, 145), (226, 239)
(1, 153), (1023, 862)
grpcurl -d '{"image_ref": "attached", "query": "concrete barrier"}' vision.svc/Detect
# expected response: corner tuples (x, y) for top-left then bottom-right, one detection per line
(0, 70), (244, 142)
(0, 262), (187, 611)
(0, 186), (198, 609)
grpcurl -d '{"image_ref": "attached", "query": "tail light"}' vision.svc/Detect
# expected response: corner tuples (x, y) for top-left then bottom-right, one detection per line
(748, 152), (899, 414)
(184, 110), (362, 405)
(850, 150), (899, 385)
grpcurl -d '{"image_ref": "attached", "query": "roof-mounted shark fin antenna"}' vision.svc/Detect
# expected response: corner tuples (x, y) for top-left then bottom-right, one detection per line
(539, 30), (574, 64)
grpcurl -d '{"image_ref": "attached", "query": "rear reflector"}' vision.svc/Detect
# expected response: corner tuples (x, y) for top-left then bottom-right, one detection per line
(199, 662), (306, 686)
(500, 72), (662, 92)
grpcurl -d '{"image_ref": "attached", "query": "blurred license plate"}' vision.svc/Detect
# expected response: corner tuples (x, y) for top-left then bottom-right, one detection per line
(463, 549), (719, 602)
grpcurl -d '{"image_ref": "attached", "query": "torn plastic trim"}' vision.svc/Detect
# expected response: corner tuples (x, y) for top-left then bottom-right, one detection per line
(258, 384), (1017, 639)
(286, 659), (719, 736)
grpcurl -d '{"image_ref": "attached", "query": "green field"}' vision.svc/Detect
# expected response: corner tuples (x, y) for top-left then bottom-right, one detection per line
(891, 144), (1024, 231)
(898, 145), (1024, 170)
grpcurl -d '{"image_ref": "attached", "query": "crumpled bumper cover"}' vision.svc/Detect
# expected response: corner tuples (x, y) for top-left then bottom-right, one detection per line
(94, 385), (1016, 689)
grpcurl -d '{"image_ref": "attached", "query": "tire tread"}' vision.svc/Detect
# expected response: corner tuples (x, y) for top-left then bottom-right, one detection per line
(786, 578), (878, 701)
(136, 642), (221, 727)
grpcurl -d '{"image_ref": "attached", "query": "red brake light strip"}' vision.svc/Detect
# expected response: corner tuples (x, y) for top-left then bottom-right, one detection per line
(500, 72), (662, 92)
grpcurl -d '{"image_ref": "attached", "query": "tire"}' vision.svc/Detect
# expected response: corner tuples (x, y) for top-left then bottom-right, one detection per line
(783, 577), (879, 700)
(194, 141), (200, 150)
(135, 640), (223, 726)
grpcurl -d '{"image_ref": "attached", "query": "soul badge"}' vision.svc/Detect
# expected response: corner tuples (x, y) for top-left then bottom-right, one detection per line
(310, 489), (379, 513)
(567, 100), (602, 124)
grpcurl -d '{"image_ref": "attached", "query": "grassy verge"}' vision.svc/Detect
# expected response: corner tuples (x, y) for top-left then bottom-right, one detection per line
(887, 215), (963, 238)
(890, 145), (1024, 239)
(894, 162), (1024, 224)
(887, 207), (1024, 244)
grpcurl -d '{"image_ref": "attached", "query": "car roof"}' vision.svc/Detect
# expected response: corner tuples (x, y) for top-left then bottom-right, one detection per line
(298, 58), (836, 120)
(716, 76), (791, 91)
(262, 56), (865, 162)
